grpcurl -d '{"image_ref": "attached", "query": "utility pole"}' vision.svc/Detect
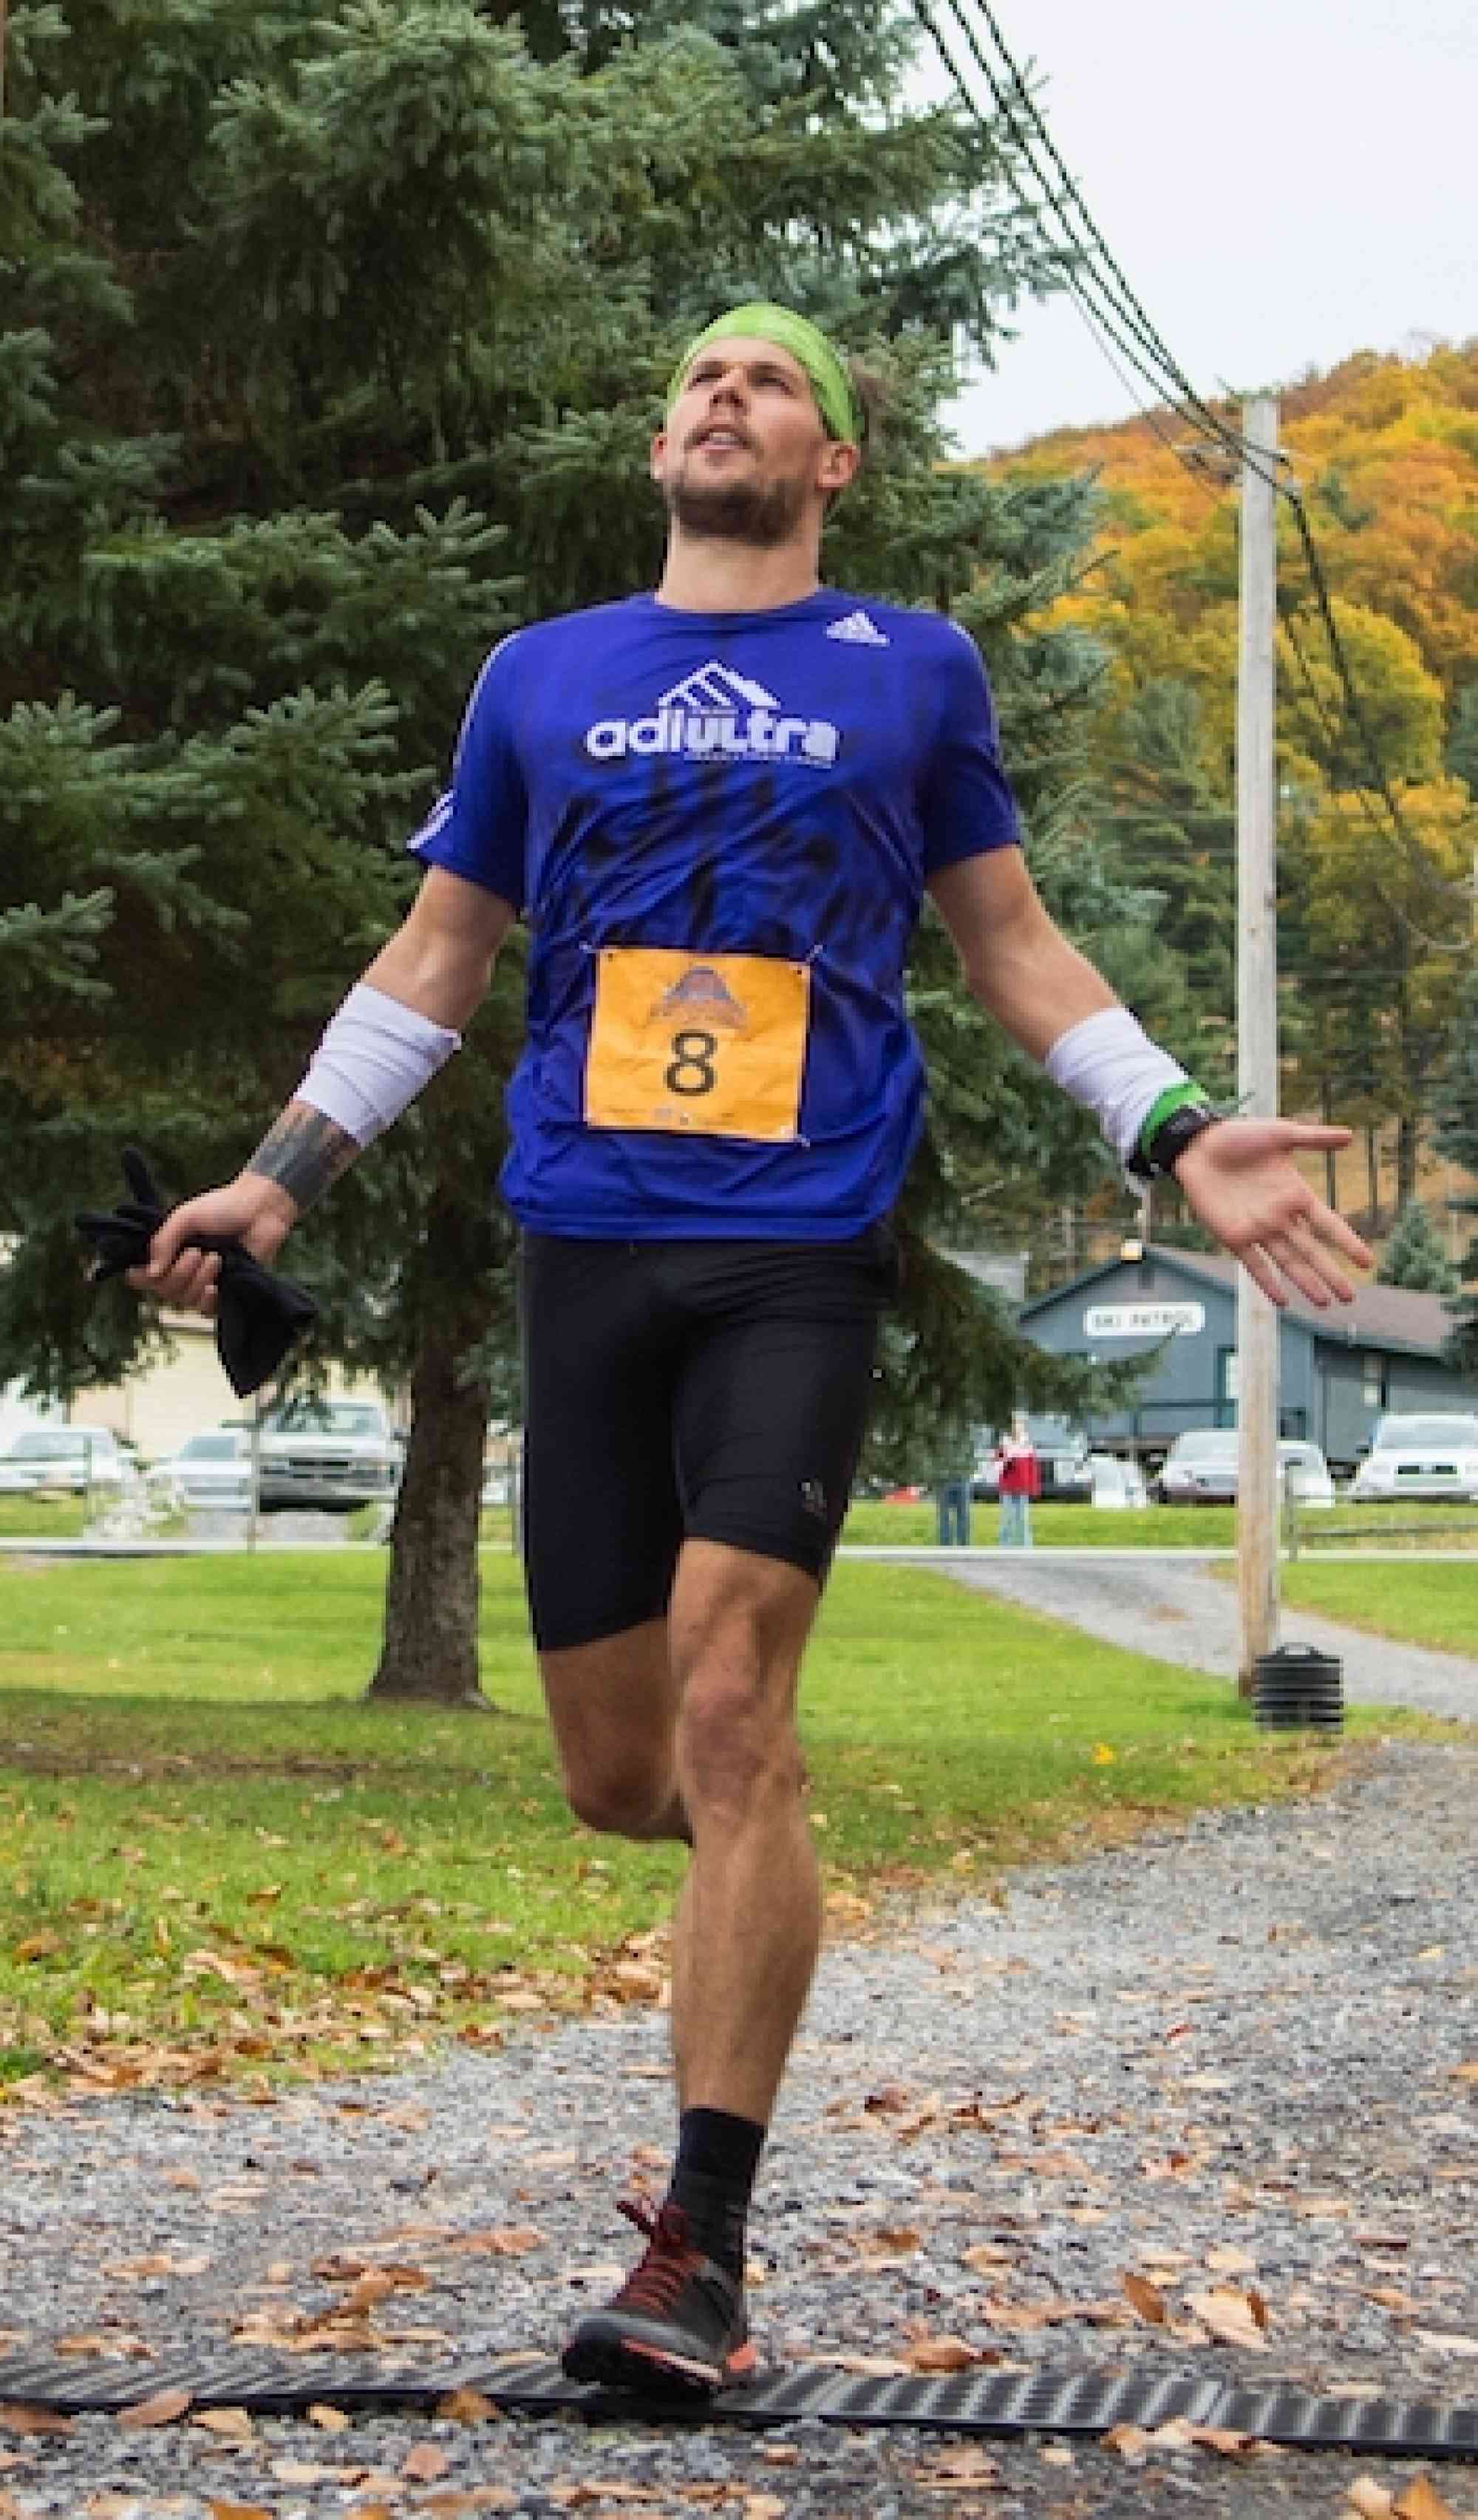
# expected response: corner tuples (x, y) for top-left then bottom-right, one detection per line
(1236, 394), (1281, 1695)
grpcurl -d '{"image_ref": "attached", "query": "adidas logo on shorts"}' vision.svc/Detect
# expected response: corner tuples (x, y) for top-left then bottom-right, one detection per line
(825, 610), (890, 647)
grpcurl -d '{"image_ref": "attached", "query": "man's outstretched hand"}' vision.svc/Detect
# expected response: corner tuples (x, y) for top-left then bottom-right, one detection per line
(1170, 1119), (1373, 1307)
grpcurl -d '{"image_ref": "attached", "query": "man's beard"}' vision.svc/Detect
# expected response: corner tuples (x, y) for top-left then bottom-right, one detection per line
(663, 460), (808, 548)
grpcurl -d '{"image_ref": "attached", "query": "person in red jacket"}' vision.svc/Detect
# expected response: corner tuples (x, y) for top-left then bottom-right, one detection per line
(994, 1415), (1041, 1547)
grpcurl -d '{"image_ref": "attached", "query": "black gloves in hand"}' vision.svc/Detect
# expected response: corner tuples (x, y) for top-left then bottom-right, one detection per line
(74, 1147), (318, 1400)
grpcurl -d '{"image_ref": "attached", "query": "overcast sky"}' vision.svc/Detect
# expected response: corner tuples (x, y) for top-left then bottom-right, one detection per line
(923, 0), (1475, 457)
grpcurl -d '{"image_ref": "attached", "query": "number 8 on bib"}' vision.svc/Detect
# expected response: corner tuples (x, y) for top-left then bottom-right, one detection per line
(584, 947), (811, 1142)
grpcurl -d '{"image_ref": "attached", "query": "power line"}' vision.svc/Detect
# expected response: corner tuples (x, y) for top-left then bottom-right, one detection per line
(914, 0), (1219, 462)
(1284, 494), (1471, 913)
(913, 0), (1471, 934)
(957, 0), (1269, 479)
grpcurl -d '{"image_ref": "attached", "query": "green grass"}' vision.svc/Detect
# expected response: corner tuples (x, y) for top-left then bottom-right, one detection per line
(1280, 1559), (1478, 1656)
(842, 1498), (1478, 1550)
(0, 1551), (1458, 2096)
(0, 1497), (91, 1539)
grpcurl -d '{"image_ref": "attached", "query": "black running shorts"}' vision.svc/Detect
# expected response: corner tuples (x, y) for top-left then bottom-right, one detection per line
(520, 1230), (897, 1652)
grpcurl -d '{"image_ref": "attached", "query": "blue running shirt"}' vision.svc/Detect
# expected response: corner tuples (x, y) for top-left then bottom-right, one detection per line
(409, 589), (1021, 1239)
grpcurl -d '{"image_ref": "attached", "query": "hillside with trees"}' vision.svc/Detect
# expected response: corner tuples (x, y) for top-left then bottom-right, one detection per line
(986, 341), (1478, 1256)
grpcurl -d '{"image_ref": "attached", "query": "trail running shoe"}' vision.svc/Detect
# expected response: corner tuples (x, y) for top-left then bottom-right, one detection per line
(561, 2196), (757, 2397)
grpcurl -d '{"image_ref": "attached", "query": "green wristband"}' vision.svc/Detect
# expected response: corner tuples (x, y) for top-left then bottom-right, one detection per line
(1137, 1081), (1212, 1153)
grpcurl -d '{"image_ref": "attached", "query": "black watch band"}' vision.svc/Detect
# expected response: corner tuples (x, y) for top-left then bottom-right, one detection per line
(1126, 1100), (1228, 1188)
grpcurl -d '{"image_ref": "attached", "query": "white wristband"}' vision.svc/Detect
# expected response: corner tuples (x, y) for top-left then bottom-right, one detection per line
(296, 982), (460, 1147)
(1043, 1006), (1189, 1167)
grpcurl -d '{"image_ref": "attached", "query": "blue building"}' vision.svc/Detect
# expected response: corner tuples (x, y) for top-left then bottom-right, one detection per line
(1018, 1242), (1478, 1473)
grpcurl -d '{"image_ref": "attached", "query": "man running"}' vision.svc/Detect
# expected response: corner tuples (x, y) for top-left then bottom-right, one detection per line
(132, 303), (1372, 2398)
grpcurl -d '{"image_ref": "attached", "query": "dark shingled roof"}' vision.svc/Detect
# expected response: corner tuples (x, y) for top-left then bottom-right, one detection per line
(1140, 1246), (1462, 1358)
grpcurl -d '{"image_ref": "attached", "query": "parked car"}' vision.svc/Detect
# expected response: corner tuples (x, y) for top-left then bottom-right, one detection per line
(148, 1427), (254, 1513)
(1350, 1412), (1478, 1505)
(971, 1416), (1093, 1505)
(0, 1423), (137, 1496)
(255, 1397), (403, 1512)
(1156, 1429), (1336, 1506)
(1278, 1440), (1337, 1509)
(1087, 1452), (1149, 1510)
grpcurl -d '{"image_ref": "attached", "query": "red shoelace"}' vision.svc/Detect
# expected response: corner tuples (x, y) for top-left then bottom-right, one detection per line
(613, 2197), (701, 2315)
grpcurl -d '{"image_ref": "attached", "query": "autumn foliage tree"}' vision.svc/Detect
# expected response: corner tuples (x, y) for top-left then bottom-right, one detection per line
(990, 341), (1478, 1231)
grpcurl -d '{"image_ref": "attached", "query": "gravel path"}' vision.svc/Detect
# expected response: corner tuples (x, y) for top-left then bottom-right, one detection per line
(0, 1580), (1474, 2515)
(920, 1548), (1478, 1724)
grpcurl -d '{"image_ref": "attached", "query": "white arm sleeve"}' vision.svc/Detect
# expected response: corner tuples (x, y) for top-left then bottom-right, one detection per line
(294, 981), (461, 1147)
(1043, 1005), (1189, 1166)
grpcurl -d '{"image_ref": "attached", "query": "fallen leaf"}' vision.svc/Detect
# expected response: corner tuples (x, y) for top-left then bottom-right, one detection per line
(1345, 2487), (1394, 2519)
(193, 2405), (254, 2439)
(1191, 2425), (1255, 2456)
(912, 2444), (1001, 2490)
(905, 2334), (984, 2373)
(548, 2486), (667, 2508)
(0, 2404), (72, 2437)
(117, 2388), (193, 2430)
(1205, 2244), (1257, 2275)
(436, 2388), (499, 2425)
(1145, 2418), (1197, 2451)
(307, 2402), (351, 2431)
(1448, 2062), (1478, 2084)
(1394, 2484), (1464, 2520)
(403, 2443), (452, 2482)
(1187, 2286), (1270, 2350)
(1121, 2271), (1167, 2325)
(206, 2504), (273, 2520)
(857, 2224), (922, 2259)
(1103, 2422), (1152, 2461)
(448, 2224), (545, 2257)
(1412, 2332), (1478, 2357)
(800, 2350), (912, 2377)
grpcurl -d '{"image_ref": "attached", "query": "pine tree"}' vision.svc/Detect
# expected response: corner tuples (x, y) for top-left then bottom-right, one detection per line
(4, 0), (1167, 1696)
(1432, 973), (1478, 1373)
(1376, 1199), (1460, 1294)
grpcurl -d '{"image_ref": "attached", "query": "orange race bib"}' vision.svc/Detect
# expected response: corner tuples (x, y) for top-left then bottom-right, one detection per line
(584, 947), (810, 1142)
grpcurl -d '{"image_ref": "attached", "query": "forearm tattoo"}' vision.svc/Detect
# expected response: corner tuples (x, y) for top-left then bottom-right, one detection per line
(246, 1103), (360, 1213)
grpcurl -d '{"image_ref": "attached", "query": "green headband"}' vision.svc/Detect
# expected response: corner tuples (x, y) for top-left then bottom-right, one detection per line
(667, 303), (861, 444)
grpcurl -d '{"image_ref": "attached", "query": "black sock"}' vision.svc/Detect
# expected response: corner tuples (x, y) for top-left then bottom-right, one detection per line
(667, 2106), (766, 2281)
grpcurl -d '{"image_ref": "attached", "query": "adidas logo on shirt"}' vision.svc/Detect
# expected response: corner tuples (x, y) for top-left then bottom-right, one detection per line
(825, 610), (890, 647)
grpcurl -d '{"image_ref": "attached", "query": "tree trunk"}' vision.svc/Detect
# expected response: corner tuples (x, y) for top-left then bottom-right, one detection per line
(1395, 1111), (1420, 1210)
(367, 1321), (493, 1706)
